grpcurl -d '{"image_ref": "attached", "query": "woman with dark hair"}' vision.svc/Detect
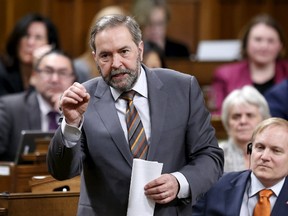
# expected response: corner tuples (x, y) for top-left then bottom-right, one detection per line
(0, 13), (60, 96)
(143, 40), (166, 68)
(211, 13), (288, 115)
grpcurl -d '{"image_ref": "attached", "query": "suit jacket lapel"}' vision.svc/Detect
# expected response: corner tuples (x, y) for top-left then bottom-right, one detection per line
(92, 80), (133, 167)
(144, 67), (168, 160)
(225, 171), (251, 215)
(25, 90), (41, 130)
(271, 176), (288, 216)
(90, 67), (169, 164)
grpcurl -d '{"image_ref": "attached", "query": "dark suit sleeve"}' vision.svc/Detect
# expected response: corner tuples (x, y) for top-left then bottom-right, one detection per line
(0, 97), (11, 157)
(181, 77), (224, 205)
(47, 128), (82, 180)
(191, 194), (207, 215)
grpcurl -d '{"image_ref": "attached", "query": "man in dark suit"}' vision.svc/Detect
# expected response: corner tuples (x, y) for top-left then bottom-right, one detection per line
(0, 49), (76, 161)
(47, 15), (223, 216)
(192, 117), (288, 216)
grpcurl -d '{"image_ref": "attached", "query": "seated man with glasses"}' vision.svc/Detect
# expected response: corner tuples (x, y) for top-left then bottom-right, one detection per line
(0, 49), (77, 161)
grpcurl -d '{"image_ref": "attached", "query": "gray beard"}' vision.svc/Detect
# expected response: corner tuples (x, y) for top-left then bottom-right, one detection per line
(97, 57), (141, 92)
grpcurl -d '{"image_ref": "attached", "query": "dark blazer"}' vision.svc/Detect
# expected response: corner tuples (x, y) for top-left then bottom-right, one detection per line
(212, 59), (288, 115)
(165, 38), (190, 58)
(192, 170), (288, 216)
(0, 61), (24, 96)
(47, 65), (224, 216)
(0, 89), (41, 161)
(264, 79), (288, 120)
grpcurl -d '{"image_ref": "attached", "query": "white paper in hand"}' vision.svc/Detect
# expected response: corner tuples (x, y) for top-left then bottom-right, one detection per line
(127, 158), (163, 216)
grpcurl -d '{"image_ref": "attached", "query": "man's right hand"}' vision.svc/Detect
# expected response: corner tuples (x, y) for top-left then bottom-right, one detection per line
(59, 82), (90, 127)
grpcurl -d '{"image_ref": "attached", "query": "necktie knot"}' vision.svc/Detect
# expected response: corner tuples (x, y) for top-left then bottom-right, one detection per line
(259, 189), (273, 198)
(254, 189), (273, 216)
(120, 90), (136, 102)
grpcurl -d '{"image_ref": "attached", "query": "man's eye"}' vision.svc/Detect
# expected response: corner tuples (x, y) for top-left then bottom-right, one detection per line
(121, 49), (130, 56)
(100, 54), (110, 62)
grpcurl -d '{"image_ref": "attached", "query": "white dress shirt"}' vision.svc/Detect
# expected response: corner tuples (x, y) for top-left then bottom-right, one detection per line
(37, 93), (59, 131)
(240, 172), (285, 216)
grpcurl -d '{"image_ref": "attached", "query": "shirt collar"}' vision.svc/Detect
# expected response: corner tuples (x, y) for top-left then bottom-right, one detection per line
(249, 172), (285, 198)
(36, 93), (56, 116)
(110, 66), (148, 101)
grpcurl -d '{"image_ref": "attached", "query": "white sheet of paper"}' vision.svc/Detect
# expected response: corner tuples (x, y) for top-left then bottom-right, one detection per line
(127, 158), (163, 216)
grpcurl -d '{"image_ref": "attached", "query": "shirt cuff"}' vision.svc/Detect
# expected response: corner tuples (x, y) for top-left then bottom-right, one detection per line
(61, 117), (83, 147)
(171, 172), (190, 199)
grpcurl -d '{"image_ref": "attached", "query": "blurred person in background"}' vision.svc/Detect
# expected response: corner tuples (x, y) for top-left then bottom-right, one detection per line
(132, 0), (190, 58)
(220, 85), (270, 172)
(212, 14), (288, 115)
(143, 40), (166, 68)
(264, 79), (288, 120)
(0, 13), (60, 96)
(0, 49), (76, 161)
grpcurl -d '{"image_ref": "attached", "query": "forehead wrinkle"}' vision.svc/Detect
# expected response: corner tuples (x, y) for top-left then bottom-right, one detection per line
(95, 26), (135, 52)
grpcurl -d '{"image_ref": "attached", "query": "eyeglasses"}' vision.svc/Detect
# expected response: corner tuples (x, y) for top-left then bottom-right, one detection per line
(37, 68), (74, 79)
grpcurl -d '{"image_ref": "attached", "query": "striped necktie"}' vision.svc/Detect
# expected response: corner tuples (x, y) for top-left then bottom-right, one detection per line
(120, 90), (149, 159)
(253, 189), (273, 216)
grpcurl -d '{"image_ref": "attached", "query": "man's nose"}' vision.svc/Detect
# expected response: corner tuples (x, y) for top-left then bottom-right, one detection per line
(260, 149), (271, 161)
(111, 54), (122, 68)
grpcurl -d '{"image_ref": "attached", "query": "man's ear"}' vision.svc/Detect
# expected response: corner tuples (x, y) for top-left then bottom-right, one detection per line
(92, 51), (96, 60)
(138, 41), (144, 61)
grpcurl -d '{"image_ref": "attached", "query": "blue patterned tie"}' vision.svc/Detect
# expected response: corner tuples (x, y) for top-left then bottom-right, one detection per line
(121, 90), (148, 159)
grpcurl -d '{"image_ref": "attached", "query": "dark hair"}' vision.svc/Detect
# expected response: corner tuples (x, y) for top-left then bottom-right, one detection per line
(90, 14), (142, 52)
(143, 40), (166, 67)
(239, 13), (287, 59)
(3, 13), (60, 68)
(34, 49), (77, 81)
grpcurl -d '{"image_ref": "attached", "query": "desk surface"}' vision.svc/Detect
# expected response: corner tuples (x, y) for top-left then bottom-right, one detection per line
(0, 163), (49, 193)
(0, 192), (79, 216)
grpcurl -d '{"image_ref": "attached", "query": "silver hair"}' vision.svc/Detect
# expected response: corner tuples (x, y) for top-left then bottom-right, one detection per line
(221, 85), (271, 131)
(89, 14), (142, 52)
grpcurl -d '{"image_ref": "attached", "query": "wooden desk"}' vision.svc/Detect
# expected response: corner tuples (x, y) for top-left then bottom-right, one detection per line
(0, 192), (79, 216)
(29, 175), (80, 193)
(0, 163), (49, 193)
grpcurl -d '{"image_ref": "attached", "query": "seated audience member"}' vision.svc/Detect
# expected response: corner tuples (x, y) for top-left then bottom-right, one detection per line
(132, 0), (190, 58)
(143, 40), (166, 68)
(220, 85), (270, 172)
(74, 5), (127, 81)
(0, 49), (76, 161)
(0, 13), (60, 96)
(193, 117), (288, 216)
(264, 79), (288, 120)
(212, 14), (288, 115)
